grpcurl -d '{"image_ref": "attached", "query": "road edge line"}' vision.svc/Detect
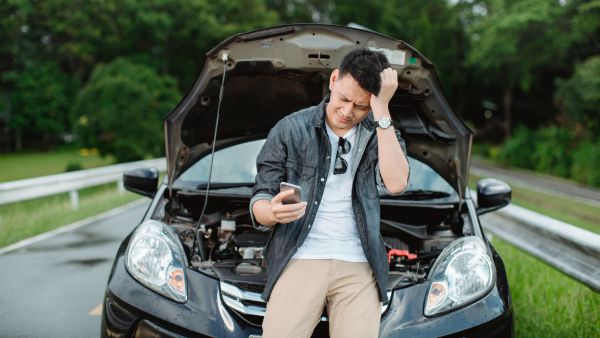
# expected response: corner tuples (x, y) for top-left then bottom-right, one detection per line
(0, 198), (148, 256)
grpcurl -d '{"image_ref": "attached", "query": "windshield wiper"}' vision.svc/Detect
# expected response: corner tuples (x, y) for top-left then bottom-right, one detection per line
(196, 182), (255, 190)
(393, 189), (451, 200)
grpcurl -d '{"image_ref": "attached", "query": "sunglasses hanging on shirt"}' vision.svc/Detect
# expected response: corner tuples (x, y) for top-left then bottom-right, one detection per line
(334, 137), (351, 175)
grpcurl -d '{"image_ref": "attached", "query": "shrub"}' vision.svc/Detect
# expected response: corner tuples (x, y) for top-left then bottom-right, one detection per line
(65, 162), (83, 172)
(571, 139), (600, 187)
(532, 126), (574, 177)
(496, 125), (579, 179)
(496, 125), (536, 169)
(74, 58), (180, 163)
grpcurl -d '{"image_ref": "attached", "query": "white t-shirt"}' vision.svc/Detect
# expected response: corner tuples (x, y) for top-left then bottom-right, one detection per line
(292, 124), (368, 262)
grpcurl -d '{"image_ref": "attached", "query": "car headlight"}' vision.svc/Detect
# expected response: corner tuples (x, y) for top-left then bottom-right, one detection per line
(125, 219), (188, 303)
(424, 236), (494, 316)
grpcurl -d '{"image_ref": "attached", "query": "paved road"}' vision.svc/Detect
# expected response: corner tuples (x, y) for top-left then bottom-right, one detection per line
(470, 158), (600, 207)
(0, 201), (148, 338)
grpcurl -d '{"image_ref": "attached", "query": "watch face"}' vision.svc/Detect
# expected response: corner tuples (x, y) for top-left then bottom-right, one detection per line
(378, 117), (391, 128)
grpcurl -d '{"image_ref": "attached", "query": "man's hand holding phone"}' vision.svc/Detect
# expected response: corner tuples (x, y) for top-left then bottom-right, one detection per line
(269, 187), (307, 224)
(252, 183), (307, 227)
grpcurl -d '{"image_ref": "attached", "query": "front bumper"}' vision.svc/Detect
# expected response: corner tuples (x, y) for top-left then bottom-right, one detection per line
(101, 252), (512, 338)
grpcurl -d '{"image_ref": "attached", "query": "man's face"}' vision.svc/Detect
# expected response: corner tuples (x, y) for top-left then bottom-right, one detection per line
(325, 69), (372, 136)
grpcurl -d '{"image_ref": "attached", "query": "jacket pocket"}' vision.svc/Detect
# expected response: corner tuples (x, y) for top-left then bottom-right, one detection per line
(285, 159), (316, 200)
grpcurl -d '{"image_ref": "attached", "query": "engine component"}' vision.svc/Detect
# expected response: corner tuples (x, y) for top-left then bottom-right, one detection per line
(388, 249), (418, 272)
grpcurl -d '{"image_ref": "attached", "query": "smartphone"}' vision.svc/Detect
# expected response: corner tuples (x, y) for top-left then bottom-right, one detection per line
(280, 182), (302, 205)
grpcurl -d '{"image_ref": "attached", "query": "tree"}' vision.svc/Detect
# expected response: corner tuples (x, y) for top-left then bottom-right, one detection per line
(8, 62), (79, 150)
(0, 0), (279, 151)
(568, 0), (600, 59)
(555, 56), (600, 139)
(466, 0), (570, 139)
(74, 58), (180, 162)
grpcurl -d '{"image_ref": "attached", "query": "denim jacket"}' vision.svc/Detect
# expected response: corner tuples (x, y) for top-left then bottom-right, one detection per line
(250, 96), (408, 302)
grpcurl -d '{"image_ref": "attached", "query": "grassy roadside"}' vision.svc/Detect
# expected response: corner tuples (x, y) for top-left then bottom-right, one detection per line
(468, 174), (600, 235)
(0, 183), (141, 248)
(492, 237), (600, 337)
(0, 148), (114, 182)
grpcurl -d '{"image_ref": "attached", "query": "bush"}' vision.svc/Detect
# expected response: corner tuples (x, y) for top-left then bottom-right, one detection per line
(495, 124), (600, 187)
(65, 162), (83, 172)
(495, 124), (575, 178)
(496, 125), (536, 169)
(532, 126), (574, 177)
(571, 139), (600, 187)
(74, 58), (180, 163)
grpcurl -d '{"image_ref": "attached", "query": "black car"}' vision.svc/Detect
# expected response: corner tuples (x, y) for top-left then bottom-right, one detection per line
(101, 24), (513, 338)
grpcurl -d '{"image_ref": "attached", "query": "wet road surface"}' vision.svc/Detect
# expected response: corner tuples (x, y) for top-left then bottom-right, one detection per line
(0, 201), (149, 338)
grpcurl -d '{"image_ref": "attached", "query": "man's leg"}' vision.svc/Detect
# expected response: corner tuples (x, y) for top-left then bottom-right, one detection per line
(262, 259), (330, 338)
(326, 260), (381, 338)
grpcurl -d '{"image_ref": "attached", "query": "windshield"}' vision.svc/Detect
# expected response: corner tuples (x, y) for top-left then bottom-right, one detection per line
(178, 140), (265, 185)
(175, 139), (457, 198)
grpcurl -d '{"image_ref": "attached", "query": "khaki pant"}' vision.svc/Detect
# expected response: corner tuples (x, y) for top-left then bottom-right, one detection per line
(262, 259), (381, 338)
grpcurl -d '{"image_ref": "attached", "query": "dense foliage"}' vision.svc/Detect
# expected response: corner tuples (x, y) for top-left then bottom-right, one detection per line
(555, 56), (600, 139)
(74, 58), (180, 162)
(493, 124), (600, 187)
(0, 0), (598, 175)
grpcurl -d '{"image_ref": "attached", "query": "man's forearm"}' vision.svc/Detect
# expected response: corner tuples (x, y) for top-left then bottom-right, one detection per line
(376, 126), (409, 193)
(372, 102), (409, 193)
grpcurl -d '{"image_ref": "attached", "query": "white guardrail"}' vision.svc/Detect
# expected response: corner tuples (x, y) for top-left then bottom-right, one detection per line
(0, 158), (166, 209)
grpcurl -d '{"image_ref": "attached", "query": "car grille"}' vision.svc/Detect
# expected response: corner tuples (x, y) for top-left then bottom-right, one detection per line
(219, 281), (392, 326)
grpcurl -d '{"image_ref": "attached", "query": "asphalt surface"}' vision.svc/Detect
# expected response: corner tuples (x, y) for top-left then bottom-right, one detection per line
(0, 201), (149, 338)
(470, 158), (600, 207)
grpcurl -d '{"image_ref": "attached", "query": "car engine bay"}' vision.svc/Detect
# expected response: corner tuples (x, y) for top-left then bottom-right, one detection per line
(157, 189), (468, 292)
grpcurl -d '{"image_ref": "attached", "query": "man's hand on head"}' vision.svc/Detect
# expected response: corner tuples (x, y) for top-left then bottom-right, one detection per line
(370, 67), (398, 119)
(253, 189), (307, 227)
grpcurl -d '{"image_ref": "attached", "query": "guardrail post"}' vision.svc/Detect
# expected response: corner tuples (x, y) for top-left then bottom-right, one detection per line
(117, 177), (125, 194)
(69, 190), (79, 210)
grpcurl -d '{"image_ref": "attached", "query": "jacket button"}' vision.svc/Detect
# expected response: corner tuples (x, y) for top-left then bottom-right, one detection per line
(314, 201), (318, 205)
(308, 224), (312, 228)
(320, 177), (325, 182)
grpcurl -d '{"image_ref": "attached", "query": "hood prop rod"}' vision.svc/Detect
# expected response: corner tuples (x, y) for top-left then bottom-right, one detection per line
(192, 52), (230, 260)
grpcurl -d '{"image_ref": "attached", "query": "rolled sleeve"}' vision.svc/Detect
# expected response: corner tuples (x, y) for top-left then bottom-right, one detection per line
(249, 193), (274, 231)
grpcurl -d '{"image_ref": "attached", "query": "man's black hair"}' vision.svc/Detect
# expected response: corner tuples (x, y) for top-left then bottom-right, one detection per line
(338, 48), (391, 95)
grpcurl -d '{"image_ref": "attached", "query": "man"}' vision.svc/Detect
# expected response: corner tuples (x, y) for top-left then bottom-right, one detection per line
(250, 49), (410, 338)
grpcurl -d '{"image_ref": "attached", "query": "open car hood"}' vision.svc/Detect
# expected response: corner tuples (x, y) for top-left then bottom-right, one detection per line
(164, 24), (473, 196)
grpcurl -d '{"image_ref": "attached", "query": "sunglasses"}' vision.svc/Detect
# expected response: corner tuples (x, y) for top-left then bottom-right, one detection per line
(334, 137), (351, 175)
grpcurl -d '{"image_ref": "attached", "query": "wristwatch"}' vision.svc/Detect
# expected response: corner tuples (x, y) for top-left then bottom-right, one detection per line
(375, 116), (392, 129)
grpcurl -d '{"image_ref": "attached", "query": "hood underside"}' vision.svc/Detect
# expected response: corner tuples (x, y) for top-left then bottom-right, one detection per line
(164, 24), (473, 195)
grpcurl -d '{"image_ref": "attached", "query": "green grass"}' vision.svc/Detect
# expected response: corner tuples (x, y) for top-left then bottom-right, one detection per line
(492, 237), (600, 337)
(0, 183), (141, 248)
(469, 174), (600, 235)
(0, 148), (115, 182)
